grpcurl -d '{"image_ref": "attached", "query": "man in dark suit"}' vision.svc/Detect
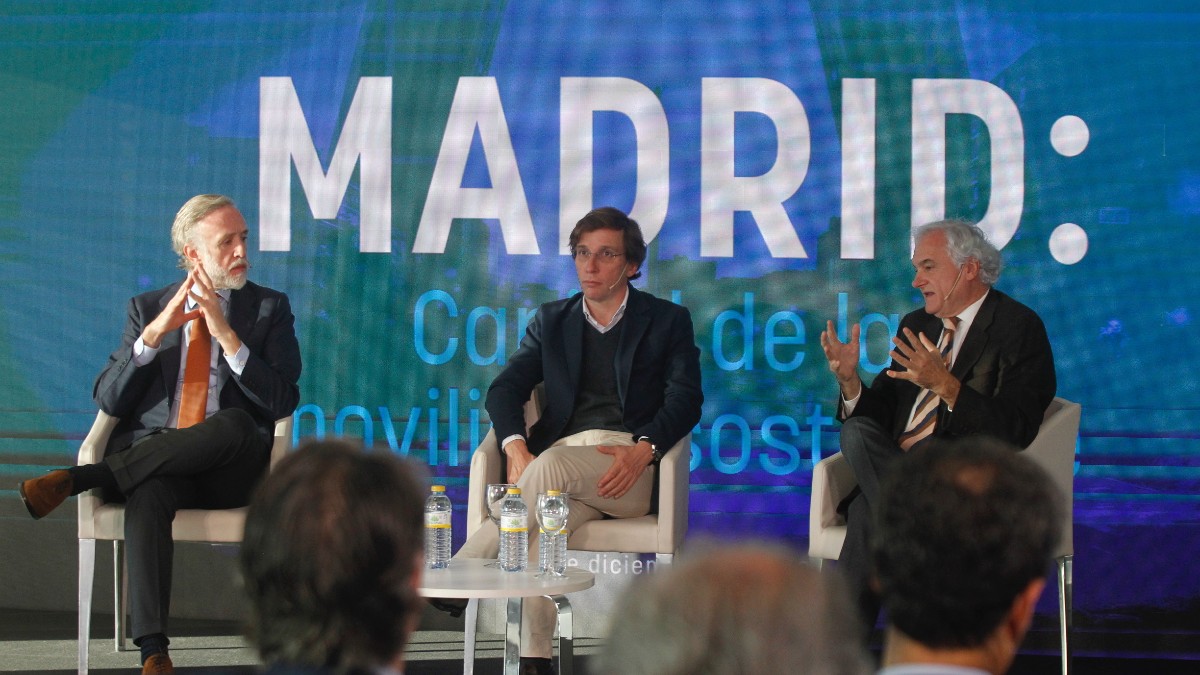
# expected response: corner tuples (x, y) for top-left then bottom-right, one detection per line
(819, 218), (1055, 633)
(455, 207), (703, 675)
(18, 195), (301, 674)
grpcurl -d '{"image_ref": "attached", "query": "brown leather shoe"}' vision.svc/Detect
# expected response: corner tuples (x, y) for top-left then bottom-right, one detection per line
(142, 652), (173, 674)
(18, 469), (73, 519)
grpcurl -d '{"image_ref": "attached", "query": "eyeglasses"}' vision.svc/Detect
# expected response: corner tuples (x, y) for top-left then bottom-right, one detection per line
(571, 248), (625, 263)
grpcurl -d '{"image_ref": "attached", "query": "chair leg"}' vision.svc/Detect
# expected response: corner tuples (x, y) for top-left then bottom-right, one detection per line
(79, 538), (96, 675)
(1058, 555), (1073, 675)
(114, 540), (132, 651)
(463, 597), (479, 675)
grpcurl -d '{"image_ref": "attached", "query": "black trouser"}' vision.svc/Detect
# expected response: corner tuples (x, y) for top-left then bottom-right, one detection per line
(836, 415), (934, 635)
(104, 408), (269, 639)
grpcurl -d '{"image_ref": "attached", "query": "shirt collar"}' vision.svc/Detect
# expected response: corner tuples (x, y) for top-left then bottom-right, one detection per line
(186, 287), (232, 311)
(581, 285), (630, 334)
(953, 288), (988, 334)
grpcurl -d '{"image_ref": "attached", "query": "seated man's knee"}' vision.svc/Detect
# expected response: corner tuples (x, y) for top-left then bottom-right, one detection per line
(125, 477), (180, 515)
(840, 416), (886, 454)
(214, 407), (257, 437)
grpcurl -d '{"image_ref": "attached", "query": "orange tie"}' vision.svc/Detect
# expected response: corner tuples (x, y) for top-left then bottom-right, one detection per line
(177, 318), (211, 428)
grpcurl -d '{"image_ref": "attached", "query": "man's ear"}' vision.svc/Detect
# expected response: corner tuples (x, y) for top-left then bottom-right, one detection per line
(1007, 577), (1046, 642)
(962, 256), (981, 281)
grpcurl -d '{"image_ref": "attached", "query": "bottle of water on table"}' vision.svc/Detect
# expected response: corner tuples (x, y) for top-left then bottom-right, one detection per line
(537, 490), (569, 575)
(424, 485), (452, 569)
(499, 487), (528, 572)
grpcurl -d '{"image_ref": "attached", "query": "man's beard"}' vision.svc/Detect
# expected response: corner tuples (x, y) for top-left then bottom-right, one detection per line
(201, 251), (250, 290)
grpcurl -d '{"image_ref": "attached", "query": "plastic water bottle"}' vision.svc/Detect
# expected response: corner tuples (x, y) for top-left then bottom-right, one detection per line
(537, 490), (569, 575)
(424, 485), (452, 569)
(498, 487), (528, 572)
(540, 526), (570, 575)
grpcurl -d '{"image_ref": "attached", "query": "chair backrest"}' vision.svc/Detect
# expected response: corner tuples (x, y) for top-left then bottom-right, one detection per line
(1019, 397), (1081, 559)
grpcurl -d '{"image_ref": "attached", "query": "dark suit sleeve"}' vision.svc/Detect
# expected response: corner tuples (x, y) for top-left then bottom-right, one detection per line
(93, 295), (165, 419)
(226, 292), (301, 420)
(485, 308), (547, 443)
(940, 309), (1055, 448)
(628, 304), (703, 451)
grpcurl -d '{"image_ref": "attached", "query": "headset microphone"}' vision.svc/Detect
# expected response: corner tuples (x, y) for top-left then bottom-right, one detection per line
(607, 265), (630, 291)
(944, 264), (964, 303)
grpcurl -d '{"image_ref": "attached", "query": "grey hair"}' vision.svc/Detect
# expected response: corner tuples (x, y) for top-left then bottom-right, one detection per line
(913, 219), (1003, 286)
(593, 541), (871, 675)
(171, 194), (235, 270)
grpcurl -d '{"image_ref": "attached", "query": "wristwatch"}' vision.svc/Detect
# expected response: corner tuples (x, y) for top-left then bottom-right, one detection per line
(637, 436), (664, 465)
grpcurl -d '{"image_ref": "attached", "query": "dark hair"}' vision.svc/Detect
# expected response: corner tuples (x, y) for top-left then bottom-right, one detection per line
(872, 437), (1061, 648)
(240, 440), (425, 672)
(568, 206), (647, 280)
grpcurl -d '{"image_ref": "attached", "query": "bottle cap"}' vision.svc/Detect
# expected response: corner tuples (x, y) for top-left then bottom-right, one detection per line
(546, 489), (561, 496)
(508, 487), (522, 495)
(431, 485), (446, 492)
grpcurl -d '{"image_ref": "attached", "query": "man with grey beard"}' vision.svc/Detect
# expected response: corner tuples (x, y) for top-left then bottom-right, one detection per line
(18, 194), (301, 674)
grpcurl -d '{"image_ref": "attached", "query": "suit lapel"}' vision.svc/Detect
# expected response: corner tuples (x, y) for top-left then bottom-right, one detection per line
(156, 283), (183, 404)
(225, 285), (257, 355)
(615, 287), (650, 405)
(950, 290), (999, 380)
(562, 297), (584, 397)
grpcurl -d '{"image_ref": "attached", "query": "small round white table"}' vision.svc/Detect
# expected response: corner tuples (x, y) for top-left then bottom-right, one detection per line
(419, 558), (595, 675)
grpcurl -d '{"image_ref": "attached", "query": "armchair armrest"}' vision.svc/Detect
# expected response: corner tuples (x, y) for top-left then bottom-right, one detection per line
(809, 452), (857, 540)
(655, 433), (691, 555)
(466, 429), (503, 539)
(77, 411), (120, 538)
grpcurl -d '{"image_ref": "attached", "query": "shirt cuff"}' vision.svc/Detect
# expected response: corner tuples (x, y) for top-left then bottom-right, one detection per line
(223, 343), (249, 376)
(841, 391), (860, 416)
(132, 337), (157, 367)
(500, 434), (526, 452)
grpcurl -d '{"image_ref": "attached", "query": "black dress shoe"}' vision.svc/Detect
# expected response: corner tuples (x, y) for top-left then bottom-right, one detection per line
(427, 597), (468, 618)
(520, 656), (555, 675)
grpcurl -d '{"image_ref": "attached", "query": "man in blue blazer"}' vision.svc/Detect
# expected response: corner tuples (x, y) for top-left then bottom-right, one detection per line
(19, 195), (301, 674)
(819, 219), (1056, 634)
(456, 207), (703, 674)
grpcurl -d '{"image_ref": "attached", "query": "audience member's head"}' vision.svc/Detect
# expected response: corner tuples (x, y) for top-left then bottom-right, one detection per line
(240, 440), (425, 673)
(593, 542), (871, 675)
(873, 438), (1061, 673)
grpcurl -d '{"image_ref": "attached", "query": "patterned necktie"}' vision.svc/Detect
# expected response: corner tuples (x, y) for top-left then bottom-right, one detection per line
(176, 317), (211, 428)
(897, 316), (959, 451)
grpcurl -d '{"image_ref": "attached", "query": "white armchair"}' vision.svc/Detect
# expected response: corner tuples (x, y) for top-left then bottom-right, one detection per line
(460, 386), (691, 673)
(76, 411), (293, 674)
(808, 397), (1081, 675)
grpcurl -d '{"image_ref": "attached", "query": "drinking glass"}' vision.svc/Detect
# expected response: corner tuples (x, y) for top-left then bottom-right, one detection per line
(485, 483), (515, 568)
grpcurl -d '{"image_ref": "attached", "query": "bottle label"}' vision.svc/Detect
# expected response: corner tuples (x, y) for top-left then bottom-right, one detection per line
(425, 512), (451, 528)
(542, 516), (563, 531)
(500, 515), (528, 532)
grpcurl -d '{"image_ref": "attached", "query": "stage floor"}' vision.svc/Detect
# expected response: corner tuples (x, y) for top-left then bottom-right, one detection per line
(1, 607), (1197, 674)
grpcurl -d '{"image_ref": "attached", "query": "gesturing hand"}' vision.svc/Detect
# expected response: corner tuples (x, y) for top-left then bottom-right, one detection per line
(819, 320), (862, 400)
(141, 271), (201, 348)
(190, 264), (242, 355)
(885, 328), (960, 404)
